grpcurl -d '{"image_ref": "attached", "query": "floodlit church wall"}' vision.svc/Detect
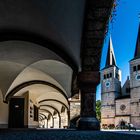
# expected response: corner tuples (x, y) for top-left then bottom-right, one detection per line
(0, 93), (8, 128)
(115, 99), (131, 116)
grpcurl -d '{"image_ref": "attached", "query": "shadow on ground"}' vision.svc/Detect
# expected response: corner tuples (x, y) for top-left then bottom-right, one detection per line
(0, 129), (140, 140)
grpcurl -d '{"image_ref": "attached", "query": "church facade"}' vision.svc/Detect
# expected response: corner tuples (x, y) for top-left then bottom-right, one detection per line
(101, 25), (140, 129)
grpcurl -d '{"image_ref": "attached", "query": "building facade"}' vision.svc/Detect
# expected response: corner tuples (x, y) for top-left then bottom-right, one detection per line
(101, 25), (140, 128)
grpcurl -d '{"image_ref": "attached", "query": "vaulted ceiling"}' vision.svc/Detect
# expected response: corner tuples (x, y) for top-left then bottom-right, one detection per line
(0, 0), (114, 117)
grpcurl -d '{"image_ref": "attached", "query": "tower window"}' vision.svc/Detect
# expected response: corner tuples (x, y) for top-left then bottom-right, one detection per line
(107, 74), (109, 78)
(104, 73), (112, 79)
(116, 73), (119, 79)
(133, 66), (137, 72)
(34, 105), (38, 121)
(109, 73), (112, 78)
(104, 74), (106, 79)
(138, 65), (140, 71)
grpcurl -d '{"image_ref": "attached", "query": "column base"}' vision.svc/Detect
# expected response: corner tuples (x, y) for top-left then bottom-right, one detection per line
(76, 117), (100, 130)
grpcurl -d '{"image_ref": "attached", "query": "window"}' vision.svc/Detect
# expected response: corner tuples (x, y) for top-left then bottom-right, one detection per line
(115, 73), (117, 79)
(104, 74), (106, 79)
(133, 66), (137, 72)
(34, 105), (38, 121)
(104, 73), (112, 79)
(107, 74), (109, 78)
(138, 65), (140, 71)
(109, 73), (112, 78)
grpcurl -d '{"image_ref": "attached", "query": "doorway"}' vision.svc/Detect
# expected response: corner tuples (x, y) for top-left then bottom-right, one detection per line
(8, 98), (24, 128)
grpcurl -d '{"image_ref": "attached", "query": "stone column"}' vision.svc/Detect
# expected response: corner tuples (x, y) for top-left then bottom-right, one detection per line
(77, 71), (100, 130)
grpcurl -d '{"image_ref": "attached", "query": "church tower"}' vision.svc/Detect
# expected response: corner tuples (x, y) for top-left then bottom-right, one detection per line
(101, 37), (121, 127)
(130, 24), (140, 127)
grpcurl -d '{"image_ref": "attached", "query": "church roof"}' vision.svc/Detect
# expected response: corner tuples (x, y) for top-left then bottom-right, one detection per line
(105, 37), (116, 67)
(134, 24), (140, 58)
(121, 76), (130, 96)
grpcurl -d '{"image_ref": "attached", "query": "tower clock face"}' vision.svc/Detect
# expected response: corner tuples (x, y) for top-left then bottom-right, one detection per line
(105, 81), (110, 87)
(135, 74), (140, 80)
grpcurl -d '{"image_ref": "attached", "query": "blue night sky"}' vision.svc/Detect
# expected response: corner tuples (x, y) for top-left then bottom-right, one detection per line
(96, 0), (140, 100)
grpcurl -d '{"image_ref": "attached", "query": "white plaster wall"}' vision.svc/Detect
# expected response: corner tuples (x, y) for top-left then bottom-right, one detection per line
(28, 93), (39, 128)
(0, 92), (8, 128)
(48, 117), (53, 128)
(53, 114), (59, 128)
(61, 111), (68, 128)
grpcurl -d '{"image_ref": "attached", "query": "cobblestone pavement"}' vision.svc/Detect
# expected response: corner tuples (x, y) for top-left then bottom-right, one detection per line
(0, 129), (140, 140)
(102, 129), (140, 135)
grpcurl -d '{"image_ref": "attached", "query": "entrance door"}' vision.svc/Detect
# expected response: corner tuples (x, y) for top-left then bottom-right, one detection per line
(8, 98), (24, 128)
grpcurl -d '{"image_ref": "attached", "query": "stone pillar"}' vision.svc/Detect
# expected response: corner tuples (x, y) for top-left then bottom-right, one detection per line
(67, 109), (70, 127)
(77, 71), (100, 130)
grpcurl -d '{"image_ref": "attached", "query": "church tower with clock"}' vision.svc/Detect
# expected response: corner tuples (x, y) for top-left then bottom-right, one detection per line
(100, 37), (121, 126)
(101, 25), (140, 129)
(129, 24), (140, 127)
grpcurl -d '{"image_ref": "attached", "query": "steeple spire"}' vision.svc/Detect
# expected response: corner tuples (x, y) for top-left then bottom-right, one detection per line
(134, 24), (140, 58)
(105, 37), (116, 67)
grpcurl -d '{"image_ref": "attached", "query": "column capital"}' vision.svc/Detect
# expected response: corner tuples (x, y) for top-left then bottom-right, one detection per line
(78, 71), (100, 92)
(78, 71), (100, 84)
